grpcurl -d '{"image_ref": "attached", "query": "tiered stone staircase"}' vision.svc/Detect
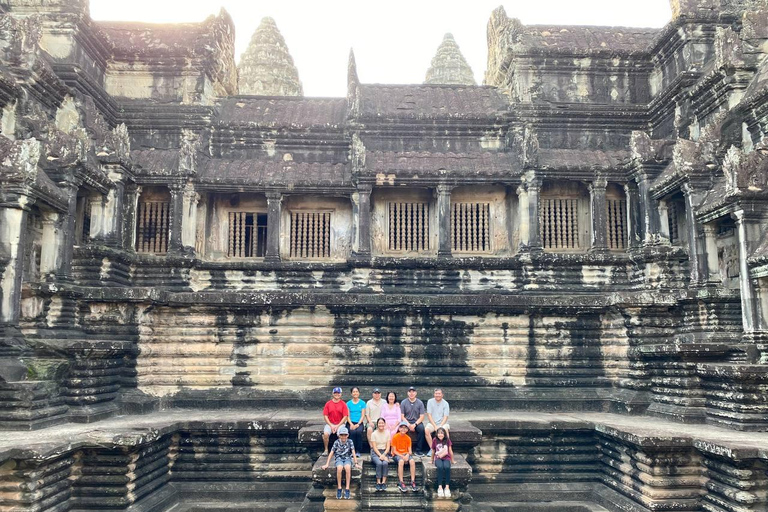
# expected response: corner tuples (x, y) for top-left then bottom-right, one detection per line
(358, 456), (425, 512)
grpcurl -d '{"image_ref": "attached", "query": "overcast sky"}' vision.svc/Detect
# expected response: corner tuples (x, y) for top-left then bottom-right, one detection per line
(89, 0), (673, 97)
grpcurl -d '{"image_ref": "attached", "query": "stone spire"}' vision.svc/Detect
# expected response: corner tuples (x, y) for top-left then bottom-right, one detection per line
(424, 33), (476, 86)
(238, 17), (303, 96)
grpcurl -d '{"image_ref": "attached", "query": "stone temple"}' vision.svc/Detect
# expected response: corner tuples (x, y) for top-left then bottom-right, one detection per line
(2, 0), (768, 510)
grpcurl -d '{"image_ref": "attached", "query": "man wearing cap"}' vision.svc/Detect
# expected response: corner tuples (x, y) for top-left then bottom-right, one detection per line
(322, 387), (349, 456)
(365, 388), (384, 446)
(321, 426), (360, 500)
(400, 386), (427, 456)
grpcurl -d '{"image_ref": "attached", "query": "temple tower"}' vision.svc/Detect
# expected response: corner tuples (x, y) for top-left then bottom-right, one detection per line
(424, 33), (476, 86)
(238, 17), (303, 96)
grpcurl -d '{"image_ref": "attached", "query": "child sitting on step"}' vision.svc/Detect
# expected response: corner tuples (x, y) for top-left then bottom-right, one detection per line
(431, 427), (454, 498)
(321, 427), (360, 500)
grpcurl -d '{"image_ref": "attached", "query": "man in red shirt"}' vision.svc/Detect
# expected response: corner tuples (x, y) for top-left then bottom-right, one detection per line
(322, 387), (349, 455)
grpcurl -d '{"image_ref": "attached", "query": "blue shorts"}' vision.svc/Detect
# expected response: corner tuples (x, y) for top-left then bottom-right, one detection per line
(393, 455), (412, 463)
(335, 457), (352, 467)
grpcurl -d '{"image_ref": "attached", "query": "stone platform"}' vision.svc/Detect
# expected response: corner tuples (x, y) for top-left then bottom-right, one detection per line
(1, 410), (767, 512)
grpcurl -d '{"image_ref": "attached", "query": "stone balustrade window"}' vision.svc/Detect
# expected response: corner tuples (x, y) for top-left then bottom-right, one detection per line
(136, 201), (170, 254)
(607, 198), (627, 250)
(541, 198), (580, 250)
(388, 202), (429, 252)
(23, 211), (43, 282)
(452, 202), (491, 252)
(290, 211), (331, 259)
(228, 212), (267, 258)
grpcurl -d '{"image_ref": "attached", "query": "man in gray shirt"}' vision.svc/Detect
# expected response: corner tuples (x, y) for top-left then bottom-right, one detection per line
(425, 388), (450, 455)
(400, 386), (427, 455)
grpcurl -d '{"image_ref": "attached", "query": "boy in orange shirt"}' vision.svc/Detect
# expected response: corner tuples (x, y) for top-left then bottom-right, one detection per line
(391, 420), (418, 492)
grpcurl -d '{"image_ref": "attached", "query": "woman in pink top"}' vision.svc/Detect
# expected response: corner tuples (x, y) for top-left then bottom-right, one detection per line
(380, 391), (401, 437)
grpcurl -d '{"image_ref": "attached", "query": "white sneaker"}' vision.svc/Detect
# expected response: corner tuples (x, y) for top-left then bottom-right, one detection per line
(437, 487), (444, 498)
(444, 486), (451, 498)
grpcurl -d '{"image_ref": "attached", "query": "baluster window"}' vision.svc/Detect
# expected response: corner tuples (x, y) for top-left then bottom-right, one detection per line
(135, 201), (170, 254)
(607, 198), (627, 250)
(540, 198), (580, 250)
(452, 202), (491, 252)
(228, 212), (267, 258)
(388, 202), (429, 252)
(290, 211), (332, 259)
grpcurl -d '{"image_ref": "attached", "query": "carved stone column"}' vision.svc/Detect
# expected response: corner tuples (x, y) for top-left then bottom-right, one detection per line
(353, 185), (372, 259)
(589, 178), (608, 253)
(168, 184), (185, 255)
(437, 184), (452, 258)
(527, 177), (543, 252)
(703, 223), (720, 283)
(682, 183), (707, 285)
(658, 201), (670, 240)
(56, 177), (79, 282)
(181, 183), (200, 255)
(0, 195), (32, 325)
(123, 183), (140, 251)
(637, 174), (662, 245)
(624, 183), (640, 249)
(40, 210), (61, 279)
(265, 191), (282, 262)
(516, 185), (530, 252)
(733, 210), (758, 334)
(102, 168), (128, 248)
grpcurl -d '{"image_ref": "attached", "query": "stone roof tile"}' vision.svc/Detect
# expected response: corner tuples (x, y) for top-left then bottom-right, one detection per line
(358, 84), (508, 120)
(216, 97), (347, 128)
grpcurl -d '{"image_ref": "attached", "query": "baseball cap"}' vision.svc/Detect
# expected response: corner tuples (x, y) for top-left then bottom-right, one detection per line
(338, 427), (349, 435)
(373, 388), (381, 393)
(398, 420), (409, 427)
(408, 386), (416, 391)
(332, 387), (342, 394)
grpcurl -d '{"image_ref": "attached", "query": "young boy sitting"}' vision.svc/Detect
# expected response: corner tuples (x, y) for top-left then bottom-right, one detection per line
(391, 420), (418, 492)
(321, 427), (360, 500)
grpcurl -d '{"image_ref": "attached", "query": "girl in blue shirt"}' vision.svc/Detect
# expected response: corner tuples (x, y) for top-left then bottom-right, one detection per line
(346, 386), (367, 454)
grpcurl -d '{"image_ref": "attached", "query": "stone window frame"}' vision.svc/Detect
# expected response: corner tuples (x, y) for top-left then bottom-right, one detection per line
(606, 183), (628, 252)
(539, 181), (590, 253)
(227, 211), (268, 259)
(288, 208), (334, 260)
(387, 200), (431, 254)
(451, 201), (493, 254)
(135, 187), (172, 255)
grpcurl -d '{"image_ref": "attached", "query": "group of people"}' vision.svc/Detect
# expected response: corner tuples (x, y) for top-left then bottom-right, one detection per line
(320, 386), (454, 499)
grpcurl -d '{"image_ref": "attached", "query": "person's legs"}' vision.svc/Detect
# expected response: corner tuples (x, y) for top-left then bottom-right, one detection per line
(436, 458), (446, 487)
(349, 425), (363, 454)
(397, 457), (404, 483)
(381, 458), (389, 483)
(414, 422), (426, 454)
(371, 452), (382, 482)
(408, 458), (416, 483)
(344, 463), (351, 490)
(336, 464), (342, 489)
(444, 461), (451, 489)
(425, 425), (434, 451)
(323, 424), (332, 453)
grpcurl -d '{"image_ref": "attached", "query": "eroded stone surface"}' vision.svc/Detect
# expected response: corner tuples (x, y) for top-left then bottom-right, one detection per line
(237, 17), (303, 96)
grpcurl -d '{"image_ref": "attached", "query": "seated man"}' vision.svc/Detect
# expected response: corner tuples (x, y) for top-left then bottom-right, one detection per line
(391, 421), (418, 493)
(400, 386), (427, 455)
(322, 387), (349, 456)
(425, 388), (450, 455)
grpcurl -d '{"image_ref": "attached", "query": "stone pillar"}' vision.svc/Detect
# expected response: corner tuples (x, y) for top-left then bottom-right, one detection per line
(437, 184), (452, 258)
(658, 201), (670, 240)
(527, 177), (543, 252)
(516, 185), (530, 252)
(0, 196), (32, 325)
(637, 175), (662, 244)
(624, 183), (640, 249)
(168, 184), (185, 254)
(682, 184), (707, 285)
(589, 178), (608, 253)
(88, 194), (106, 242)
(265, 191), (282, 262)
(733, 210), (758, 334)
(703, 223), (720, 283)
(181, 183), (200, 255)
(123, 184), (140, 251)
(103, 169), (127, 248)
(39, 210), (61, 279)
(56, 178), (79, 282)
(354, 185), (372, 259)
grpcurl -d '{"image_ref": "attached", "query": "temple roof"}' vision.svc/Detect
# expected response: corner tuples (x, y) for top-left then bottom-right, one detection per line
(366, 151), (519, 176)
(537, 149), (631, 171)
(358, 84), (508, 120)
(216, 97), (347, 128)
(98, 18), (226, 59)
(197, 158), (350, 188)
(518, 25), (660, 55)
